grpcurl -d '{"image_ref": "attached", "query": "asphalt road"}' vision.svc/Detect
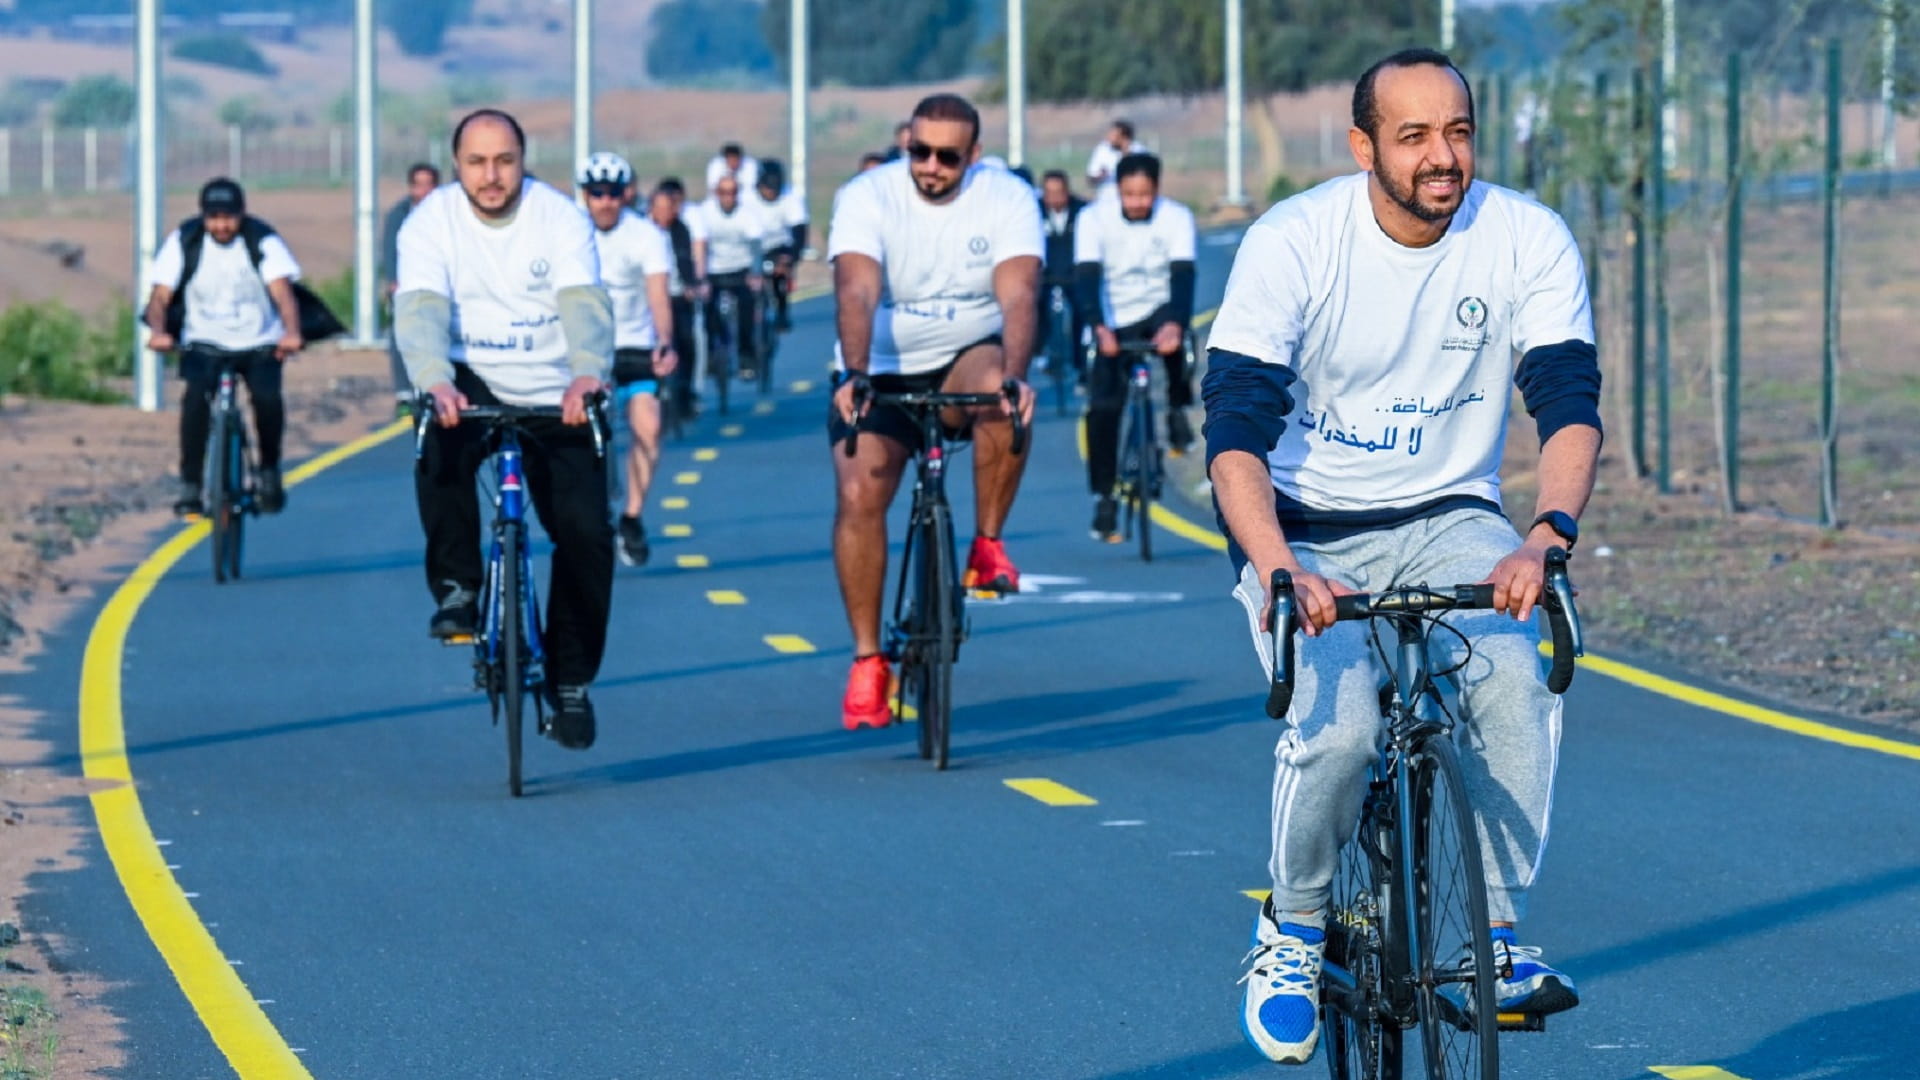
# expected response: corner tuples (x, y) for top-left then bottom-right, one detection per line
(17, 228), (1920, 1080)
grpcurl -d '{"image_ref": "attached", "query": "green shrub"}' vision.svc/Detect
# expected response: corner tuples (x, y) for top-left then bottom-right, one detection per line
(172, 33), (278, 76)
(1266, 173), (1301, 204)
(314, 266), (356, 328)
(217, 96), (278, 133)
(0, 300), (132, 404)
(52, 75), (135, 129)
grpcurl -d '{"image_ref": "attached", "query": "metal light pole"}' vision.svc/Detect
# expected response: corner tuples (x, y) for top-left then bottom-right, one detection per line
(351, 0), (379, 345)
(1007, 0), (1026, 167)
(790, 0), (808, 204)
(1440, 0), (1456, 51)
(133, 0), (163, 412)
(573, 0), (593, 169)
(1881, 0), (1899, 170)
(1224, 0), (1247, 205)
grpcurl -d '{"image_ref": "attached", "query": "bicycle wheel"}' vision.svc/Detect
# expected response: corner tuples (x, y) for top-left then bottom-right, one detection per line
(1410, 736), (1498, 1080)
(224, 420), (248, 581)
(918, 502), (957, 770)
(712, 339), (732, 417)
(1048, 307), (1072, 417)
(1131, 391), (1155, 563)
(757, 290), (778, 394)
(501, 522), (526, 798)
(1325, 810), (1405, 1079)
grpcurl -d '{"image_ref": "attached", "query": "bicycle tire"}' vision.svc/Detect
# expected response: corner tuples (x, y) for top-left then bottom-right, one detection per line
(1410, 736), (1498, 1080)
(206, 412), (236, 582)
(757, 290), (778, 394)
(713, 340), (732, 417)
(224, 420), (248, 581)
(502, 522), (525, 799)
(896, 513), (934, 761)
(922, 500), (956, 770)
(1131, 389), (1155, 562)
(1048, 307), (1072, 417)
(1325, 807), (1405, 1080)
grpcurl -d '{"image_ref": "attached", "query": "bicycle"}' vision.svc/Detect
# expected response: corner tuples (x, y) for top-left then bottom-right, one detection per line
(412, 395), (608, 798)
(754, 257), (782, 395)
(1042, 283), (1077, 417)
(842, 379), (1027, 770)
(197, 346), (263, 584)
(709, 290), (736, 416)
(1108, 337), (1190, 563)
(1262, 548), (1583, 1080)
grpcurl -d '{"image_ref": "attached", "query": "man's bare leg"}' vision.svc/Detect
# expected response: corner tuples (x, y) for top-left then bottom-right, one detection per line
(831, 431), (911, 656)
(622, 392), (661, 520)
(941, 342), (1028, 538)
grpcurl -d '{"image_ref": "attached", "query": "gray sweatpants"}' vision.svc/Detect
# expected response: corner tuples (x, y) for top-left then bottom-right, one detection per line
(1231, 507), (1564, 924)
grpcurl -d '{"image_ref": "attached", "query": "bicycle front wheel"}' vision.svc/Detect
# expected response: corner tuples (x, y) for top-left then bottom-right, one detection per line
(1130, 391), (1155, 562)
(1326, 810), (1405, 1080)
(1411, 736), (1498, 1080)
(208, 413), (247, 582)
(919, 502), (957, 770)
(501, 523), (525, 798)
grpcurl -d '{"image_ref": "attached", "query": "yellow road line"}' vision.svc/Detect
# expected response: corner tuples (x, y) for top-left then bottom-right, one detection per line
(893, 700), (919, 721)
(763, 634), (816, 654)
(674, 471), (700, 485)
(790, 380), (815, 393)
(720, 424), (744, 438)
(676, 554), (710, 569)
(752, 400), (777, 416)
(1129, 329), (1920, 765)
(78, 420), (412, 1076)
(693, 448), (719, 462)
(1650, 1068), (1752, 1079)
(1003, 778), (1098, 806)
(706, 590), (746, 605)
(1241, 889), (1272, 902)
(662, 524), (693, 538)
(660, 496), (689, 510)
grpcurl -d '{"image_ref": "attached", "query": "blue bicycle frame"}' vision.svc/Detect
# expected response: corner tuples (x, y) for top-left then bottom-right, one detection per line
(480, 435), (546, 696)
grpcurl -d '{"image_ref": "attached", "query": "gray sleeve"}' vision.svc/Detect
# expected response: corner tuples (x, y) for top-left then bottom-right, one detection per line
(394, 289), (455, 390)
(557, 284), (615, 380)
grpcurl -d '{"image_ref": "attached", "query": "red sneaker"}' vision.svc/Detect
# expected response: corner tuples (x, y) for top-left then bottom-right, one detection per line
(963, 536), (1019, 595)
(841, 654), (894, 730)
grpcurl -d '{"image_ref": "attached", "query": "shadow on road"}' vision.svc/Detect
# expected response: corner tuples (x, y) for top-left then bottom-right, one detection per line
(1073, 1042), (1261, 1080)
(1620, 989), (1920, 1080)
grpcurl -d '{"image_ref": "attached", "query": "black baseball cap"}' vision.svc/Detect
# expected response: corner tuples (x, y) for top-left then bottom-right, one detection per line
(199, 177), (246, 215)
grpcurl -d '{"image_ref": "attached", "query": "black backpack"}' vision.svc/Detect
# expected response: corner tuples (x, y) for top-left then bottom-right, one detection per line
(163, 215), (347, 343)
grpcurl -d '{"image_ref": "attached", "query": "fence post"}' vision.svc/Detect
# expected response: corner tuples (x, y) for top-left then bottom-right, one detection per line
(330, 126), (344, 183)
(1630, 68), (1649, 477)
(1496, 72), (1512, 187)
(1652, 46), (1671, 494)
(84, 126), (98, 192)
(1820, 38), (1842, 527)
(1588, 71), (1609, 357)
(228, 124), (242, 179)
(41, 124), (54, 192)
(0, 128), (10, 197)
(1723, 52), (1742, 513)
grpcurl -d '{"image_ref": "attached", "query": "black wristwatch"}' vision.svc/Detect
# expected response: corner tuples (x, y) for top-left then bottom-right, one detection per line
(1529, 510), (1579, 550)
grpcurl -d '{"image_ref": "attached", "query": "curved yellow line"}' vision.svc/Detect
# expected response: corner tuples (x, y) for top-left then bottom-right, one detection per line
(79, 417), (409, 1077)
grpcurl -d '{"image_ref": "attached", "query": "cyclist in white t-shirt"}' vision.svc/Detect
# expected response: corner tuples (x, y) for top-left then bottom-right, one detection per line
(687, 175), (773, 379)
(1071, 152), (1197, 542)
(749, 159), (809, 333)
(704, 142), (760, 197)
(1207, 51), (1599, 1063)
(578, 152), (676, 568)
(827, 92), (1043, 730)
(395, 108), (617, 751)
(143, 177), (306, 519)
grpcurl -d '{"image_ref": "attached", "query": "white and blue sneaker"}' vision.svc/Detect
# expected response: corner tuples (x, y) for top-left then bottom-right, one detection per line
(1238, 899), (1325, 1064)
(1490, 927), (1580, 1014)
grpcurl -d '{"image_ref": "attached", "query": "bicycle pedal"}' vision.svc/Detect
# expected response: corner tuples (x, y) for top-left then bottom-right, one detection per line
(441, 633), (477, 646)
(967, 587), (1009, 601)
(1496, 1012), (1546, 1032)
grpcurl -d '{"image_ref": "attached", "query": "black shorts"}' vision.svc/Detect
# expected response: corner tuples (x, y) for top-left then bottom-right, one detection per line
(611, 347), (660, 390)
(824, 334), (1001, 454)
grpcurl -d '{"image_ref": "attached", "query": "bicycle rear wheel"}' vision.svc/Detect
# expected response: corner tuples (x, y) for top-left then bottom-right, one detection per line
(918, 502), (957, 770)
(712, 342), (732, 416)
(757, 290), (778, 394)
(501, 523), (526, 798)
(1411, 736), (1498, 1080)
(1130, 391), (1155, 563)
(1325, 810), (1405, 1079)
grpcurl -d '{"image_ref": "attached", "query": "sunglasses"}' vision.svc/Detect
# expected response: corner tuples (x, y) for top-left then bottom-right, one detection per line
(583, 184), (626, 200)
(907, 141), (967, 168)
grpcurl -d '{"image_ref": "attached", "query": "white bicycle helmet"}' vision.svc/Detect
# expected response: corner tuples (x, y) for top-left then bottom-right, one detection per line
(576, 151), (634, 188)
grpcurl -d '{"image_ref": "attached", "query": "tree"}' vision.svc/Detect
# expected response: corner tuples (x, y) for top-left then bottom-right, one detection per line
(762, 0), (976, 87)
(385, 0), (471, 58)
(52, 75), (135, 129)
(646, 1), (775, 84)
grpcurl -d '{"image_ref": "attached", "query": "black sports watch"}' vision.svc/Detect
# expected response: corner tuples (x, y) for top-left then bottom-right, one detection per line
(1529, 510), (1579, 550)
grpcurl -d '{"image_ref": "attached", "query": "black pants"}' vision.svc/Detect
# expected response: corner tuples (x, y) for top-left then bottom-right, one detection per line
(668, 295), (699, 408)
(704, 272), (759, 367)
(179, 344), (284, 483)
(1086, 309), (1191, 496)
(1038, 280), (1084, 373)
(766, 246), (795, 324)
(415, 367), (614, 687)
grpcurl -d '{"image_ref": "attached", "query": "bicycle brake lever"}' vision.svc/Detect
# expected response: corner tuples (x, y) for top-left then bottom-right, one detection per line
(1002, 378), (1028, 456)
(1543, 547), (1584, 658)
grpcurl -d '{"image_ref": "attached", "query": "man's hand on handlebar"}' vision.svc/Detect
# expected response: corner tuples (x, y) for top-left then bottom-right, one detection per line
(561, 375), (605, 427)
(1151, 322), (1184, 355)
(832, 372), (870, 426)
(1260, 562), (1355, 637)
(147, 331), (177, 353)
(1094, 325), (1120, 357)
(424, 382), (471, 429)
(651, 344), (679, 376)
(1001, 376), (1036, 429)
(1485, 536), (1559, 622)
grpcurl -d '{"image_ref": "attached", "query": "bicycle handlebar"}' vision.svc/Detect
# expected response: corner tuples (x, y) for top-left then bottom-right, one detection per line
(1263, 546), (1583, 720)
(840, 378), (1028, 460)
(411, 392), (610, 461)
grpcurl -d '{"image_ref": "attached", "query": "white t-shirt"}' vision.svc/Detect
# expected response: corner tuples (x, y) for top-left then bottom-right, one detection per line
(1206, 173), (1593, 512)
(1085, 139), (1147, 197)
(746, 187), (808, 248)
(397, 178), (602, 407)
(704, 154), (760, 196)
(1072, 195), (1196, 329)
(150, 227), (301, 350)
(688, 199), (772, 276)
(827, 159), (1044, 377)
(592, 210), (673, 350)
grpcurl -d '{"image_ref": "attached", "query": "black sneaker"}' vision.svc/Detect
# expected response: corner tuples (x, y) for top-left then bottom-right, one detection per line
(547, 684), (597, 749)
(1091, 496), (1121, 543)
(617, 514), (650, 567)
(1167, 409), (1195, 456)
(256, 467), (286, 514)
(429, 581), (478, 640)
(173, 483), (205, 519)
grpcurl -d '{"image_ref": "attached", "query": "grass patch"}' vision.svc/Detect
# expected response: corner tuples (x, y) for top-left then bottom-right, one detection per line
(0, 982), (58, 1080)
(0, 301), (133, 405)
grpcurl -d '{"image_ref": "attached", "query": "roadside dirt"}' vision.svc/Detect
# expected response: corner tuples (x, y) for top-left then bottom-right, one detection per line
(0, 345), (394, 1076)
